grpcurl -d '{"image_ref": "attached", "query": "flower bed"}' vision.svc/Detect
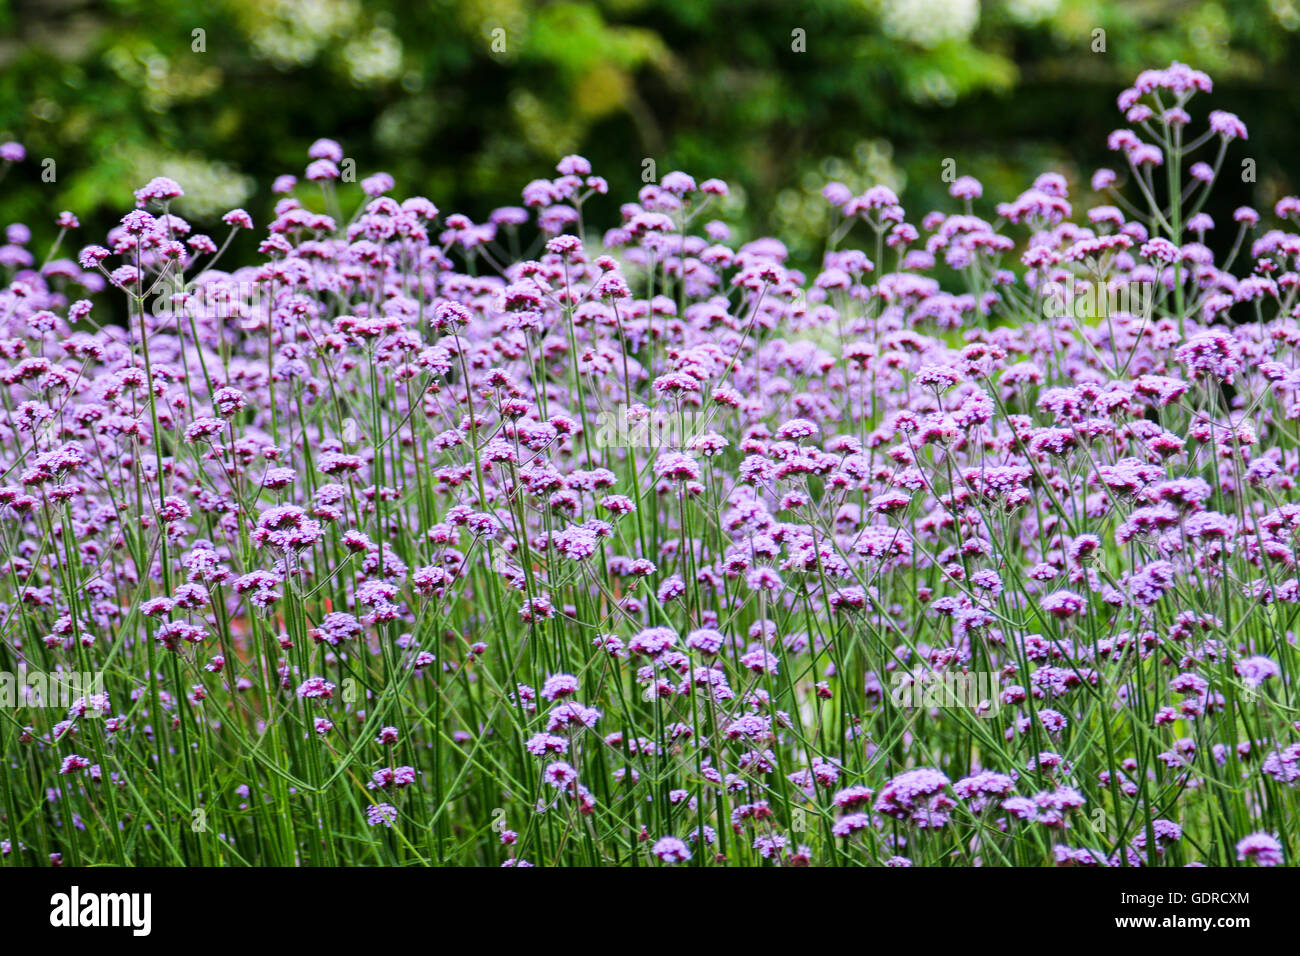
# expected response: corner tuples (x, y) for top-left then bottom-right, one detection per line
(0, 63), (1296, 867)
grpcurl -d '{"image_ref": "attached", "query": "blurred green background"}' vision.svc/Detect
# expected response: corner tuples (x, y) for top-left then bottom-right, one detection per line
(2, 0), (1299, 271)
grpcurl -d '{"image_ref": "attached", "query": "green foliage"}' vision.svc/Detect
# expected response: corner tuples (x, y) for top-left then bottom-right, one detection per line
(1, 0), (1299, 271)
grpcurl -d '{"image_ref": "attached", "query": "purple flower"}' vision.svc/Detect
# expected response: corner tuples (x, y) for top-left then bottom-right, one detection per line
(651, 836), (691, 863)
(296, 677), (336, 700)
(1236, 832), (1283, 867)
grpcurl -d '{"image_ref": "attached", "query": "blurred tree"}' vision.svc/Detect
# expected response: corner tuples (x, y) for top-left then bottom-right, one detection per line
(0, 0), (1297, 274)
